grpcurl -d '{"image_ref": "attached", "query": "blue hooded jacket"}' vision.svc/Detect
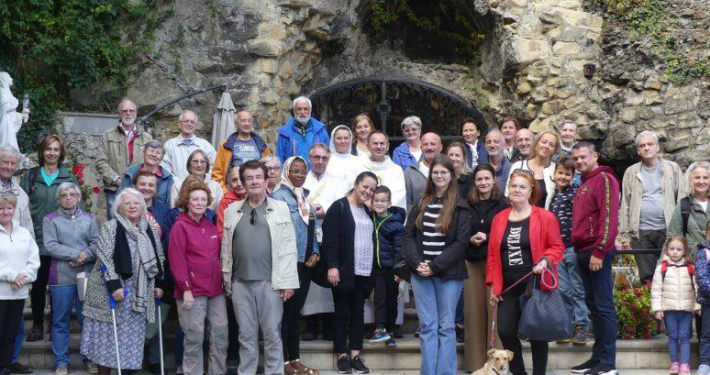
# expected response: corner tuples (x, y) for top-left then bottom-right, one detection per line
(392, 142), (423, 171)
(276, 118), (330, 167)
(373, 206), (406, 268)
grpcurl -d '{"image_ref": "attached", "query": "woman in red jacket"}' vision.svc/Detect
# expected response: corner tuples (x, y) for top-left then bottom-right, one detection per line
(486, 170), (564, 375)
(169, 181), (227, 375)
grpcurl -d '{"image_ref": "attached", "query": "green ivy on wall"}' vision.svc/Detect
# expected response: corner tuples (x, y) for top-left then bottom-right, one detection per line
(0, 0), (172, 153)
(367, 0), (486, 66)
(593, 0), (710, 85)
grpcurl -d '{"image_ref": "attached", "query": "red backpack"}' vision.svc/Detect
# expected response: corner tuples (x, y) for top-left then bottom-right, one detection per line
(660, 260), (696, 291)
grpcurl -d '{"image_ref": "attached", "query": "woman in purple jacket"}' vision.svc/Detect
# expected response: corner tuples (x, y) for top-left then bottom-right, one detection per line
(169, 181), (227, 375)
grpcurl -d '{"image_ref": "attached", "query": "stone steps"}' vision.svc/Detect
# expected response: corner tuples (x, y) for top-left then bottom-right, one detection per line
(18, 334), (688, 371)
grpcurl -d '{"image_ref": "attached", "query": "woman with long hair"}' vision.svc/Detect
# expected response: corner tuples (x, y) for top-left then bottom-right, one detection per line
(322, 171), (379, 374)
(487, 170), (564, 375)
(446, 142), (473, 198)
(402, 155), (471, 375)
(505, 129), (559, 209)
(463, 164), (508, 372)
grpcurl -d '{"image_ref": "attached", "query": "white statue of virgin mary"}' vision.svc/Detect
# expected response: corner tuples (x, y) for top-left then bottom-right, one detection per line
(0, 72), (29, 152)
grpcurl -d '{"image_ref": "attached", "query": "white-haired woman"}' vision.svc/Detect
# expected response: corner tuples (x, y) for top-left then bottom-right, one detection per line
(392, 116), (423, 171)
(668, 161), (710, 253)
(0, 192), (39, 375)
(43, 182), (100, 374)
(80, 188), (165, 375)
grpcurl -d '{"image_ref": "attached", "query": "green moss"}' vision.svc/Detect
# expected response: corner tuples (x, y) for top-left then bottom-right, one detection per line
(0, 0), (172, 152)
(592, 0), (710, 85)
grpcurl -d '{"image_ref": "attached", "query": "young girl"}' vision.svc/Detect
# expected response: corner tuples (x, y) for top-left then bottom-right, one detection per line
(695, 222), (710, 375)
(652, 235), (699, 375)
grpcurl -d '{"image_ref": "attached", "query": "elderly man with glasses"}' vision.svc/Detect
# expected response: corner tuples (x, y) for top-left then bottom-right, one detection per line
(162, 110), (216, 180)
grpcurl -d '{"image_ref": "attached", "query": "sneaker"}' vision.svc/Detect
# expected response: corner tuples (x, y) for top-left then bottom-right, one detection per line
(385, 338), (397, 347)
(583, 363), (617, 375)
(7, 363), (32, 374)
(369, 328), (391, 343)
(669, 362), (680, 374)
(571, 359), (599, 374)
(557, 337), (574, 344)
(698, 364), (710, 375)
(54, 367), (68, 375)
(337, 356), (352, 374)
(679, 363), (691, 375)
(350, 356), (370, 374)
(85, 362), (98, 375)
(414, 327), (421, 337)
(572, 326), (589, 346)
(26, 326), (43, 342)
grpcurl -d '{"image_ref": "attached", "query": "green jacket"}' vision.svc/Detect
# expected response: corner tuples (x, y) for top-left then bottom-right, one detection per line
(667, 196), (710, 255)
(21, 165), (81, 255)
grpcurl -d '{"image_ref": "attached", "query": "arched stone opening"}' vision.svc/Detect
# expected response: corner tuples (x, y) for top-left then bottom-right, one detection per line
(308, 76), (488, 146)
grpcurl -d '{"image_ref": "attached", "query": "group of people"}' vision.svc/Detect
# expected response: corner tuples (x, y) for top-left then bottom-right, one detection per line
(0, 92), (709, 375)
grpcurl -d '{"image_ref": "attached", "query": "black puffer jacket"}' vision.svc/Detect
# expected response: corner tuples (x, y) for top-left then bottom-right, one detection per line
(403, 197), (471, 280)
(467, 196), (509, 262)
(373, 206), (406, 268)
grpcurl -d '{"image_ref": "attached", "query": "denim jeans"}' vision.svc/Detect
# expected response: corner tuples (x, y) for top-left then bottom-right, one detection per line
(700, 305), (710, 365)
(11, 316), (24, 364)
(455, 286), (464, 325)
(411, 274), (462, 375)
(50, 285), (87, 367)
(576, 250), (617, 366)
(665, 311), (692, 363)
(557, 247), (589, 330)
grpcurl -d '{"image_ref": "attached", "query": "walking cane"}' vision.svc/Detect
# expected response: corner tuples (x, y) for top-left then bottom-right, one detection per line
(100, 265), (129, 375)
(156, 298), (165, 375)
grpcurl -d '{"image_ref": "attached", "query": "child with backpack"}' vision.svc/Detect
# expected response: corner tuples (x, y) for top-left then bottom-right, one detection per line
(652, 235), (699, 375)
(694, 221), (710, 375)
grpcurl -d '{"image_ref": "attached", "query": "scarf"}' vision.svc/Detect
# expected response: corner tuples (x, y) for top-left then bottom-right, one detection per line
(114, 214), (162, 314)
(280, 156), (311, 224)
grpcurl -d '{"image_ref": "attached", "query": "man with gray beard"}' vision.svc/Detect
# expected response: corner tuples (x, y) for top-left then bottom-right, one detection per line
(276, 96), (330, 167)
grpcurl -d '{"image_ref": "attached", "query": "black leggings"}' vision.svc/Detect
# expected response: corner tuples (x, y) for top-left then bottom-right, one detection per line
(282, 263), (312, 361)
(333, 275), (373, 354)
(0, 300), (23, 367)
(30, 255), (52, 326)
(497, 279), (548, 375)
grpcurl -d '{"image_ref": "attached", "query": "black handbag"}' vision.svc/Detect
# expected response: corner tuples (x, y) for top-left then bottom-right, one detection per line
(393, 249), (411, 283)
(517, 267), (574, 341)
(306, 213), (330, 288)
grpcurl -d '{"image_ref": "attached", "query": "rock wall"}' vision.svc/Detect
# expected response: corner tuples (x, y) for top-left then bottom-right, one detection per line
(62, 0), (709, 185)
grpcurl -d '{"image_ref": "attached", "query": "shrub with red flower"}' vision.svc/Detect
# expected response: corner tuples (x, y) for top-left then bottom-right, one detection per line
(614, 284), (655, 340)
(66, 162), (98, 212)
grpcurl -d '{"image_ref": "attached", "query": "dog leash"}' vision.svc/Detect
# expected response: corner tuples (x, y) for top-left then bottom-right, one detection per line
(488, 268), (557, 348)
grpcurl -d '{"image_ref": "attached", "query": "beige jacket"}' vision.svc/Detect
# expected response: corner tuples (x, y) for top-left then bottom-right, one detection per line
(220, 197), (299, 295)
(619, 159), (683, 243)
(650, 255), (700, 313)
(95, 124), (153, 191)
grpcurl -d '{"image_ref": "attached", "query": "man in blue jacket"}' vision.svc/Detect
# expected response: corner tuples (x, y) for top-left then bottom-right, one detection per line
(276, 96), (330, 166)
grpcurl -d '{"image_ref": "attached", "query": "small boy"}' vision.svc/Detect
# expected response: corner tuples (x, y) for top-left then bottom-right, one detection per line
(369, 186), (405, 347)
(550, 155), (589, 345)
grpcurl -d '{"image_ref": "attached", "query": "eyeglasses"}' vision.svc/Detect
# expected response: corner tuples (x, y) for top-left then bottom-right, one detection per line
(180, 120), (197, 125)
(250, 208), (257, 225)
(513, 168), (534, 176)
(289, 169), (306, 177)
(190, 159), (207, 165)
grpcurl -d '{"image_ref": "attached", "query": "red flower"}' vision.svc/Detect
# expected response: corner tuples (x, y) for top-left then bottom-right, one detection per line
(77, 172), (84, 179)
(93, 186), (100, 194)
(78, 180), (85, 186)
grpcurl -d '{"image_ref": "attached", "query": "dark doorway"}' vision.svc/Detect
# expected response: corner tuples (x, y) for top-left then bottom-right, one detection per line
(308, 76), (488, 148)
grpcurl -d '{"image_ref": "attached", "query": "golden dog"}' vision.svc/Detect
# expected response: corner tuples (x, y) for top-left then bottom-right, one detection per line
(472, 349), (514, 375)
